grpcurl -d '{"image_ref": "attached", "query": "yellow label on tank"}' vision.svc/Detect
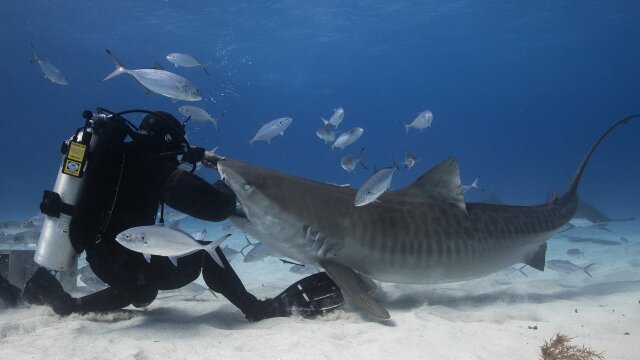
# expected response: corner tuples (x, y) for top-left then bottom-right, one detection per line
(67, 142), (86, 162)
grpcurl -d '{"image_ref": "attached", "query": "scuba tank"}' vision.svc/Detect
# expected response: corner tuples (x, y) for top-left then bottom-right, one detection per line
(35, 111), (103, 270)
(35, 108), (194, 271)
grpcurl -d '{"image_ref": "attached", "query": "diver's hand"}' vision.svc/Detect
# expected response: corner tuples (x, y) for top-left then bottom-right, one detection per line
(202, 150), (226, 169)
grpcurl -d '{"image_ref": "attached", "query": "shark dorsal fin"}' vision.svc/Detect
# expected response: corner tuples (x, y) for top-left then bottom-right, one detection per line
(395, 157), (467, 213)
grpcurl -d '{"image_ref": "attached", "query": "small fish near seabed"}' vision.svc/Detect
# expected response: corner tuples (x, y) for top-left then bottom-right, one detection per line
(115, 225), (231, 267)
(322, 107), (345, 128)
(249, 117), (293, 145)
(316, 123), (336, 144)
(243, 242), (277, 263)
(400, 110), (433, 134)
(103, 49), (202, 102)
(178, 105), (224, 129)
(402, 150), (419, 169)
(30, 44), (69, 85)
(355, 163), (401, 206)
(341, 148), (367, 173)
(166, 53), (213, 76)
(546, 260), (596, 277)
(332, 127), (364, 150)
(566, 248), (585, 259)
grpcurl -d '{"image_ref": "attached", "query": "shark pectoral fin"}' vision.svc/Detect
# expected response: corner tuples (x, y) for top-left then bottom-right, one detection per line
(143, 253), (152, 263)
(526, 242), (547, 271)
(321, 261), (390, 320)
(168, 256), (179, 266)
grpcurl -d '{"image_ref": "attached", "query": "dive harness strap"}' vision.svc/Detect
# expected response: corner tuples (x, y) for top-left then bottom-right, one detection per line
(40, 190), (75, 218)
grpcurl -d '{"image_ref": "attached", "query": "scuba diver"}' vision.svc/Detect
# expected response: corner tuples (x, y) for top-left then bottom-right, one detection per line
(7, 108), (343, 320)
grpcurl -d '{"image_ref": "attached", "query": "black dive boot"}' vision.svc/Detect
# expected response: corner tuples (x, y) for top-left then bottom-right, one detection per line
(246, 272), (345, 321)
(22, 268), (75, 315)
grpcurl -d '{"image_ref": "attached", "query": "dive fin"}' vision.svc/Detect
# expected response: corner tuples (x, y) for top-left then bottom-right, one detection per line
(321, 261), (390, 320)
(526, 242), (547, 271)
(272, 272), (344, 317)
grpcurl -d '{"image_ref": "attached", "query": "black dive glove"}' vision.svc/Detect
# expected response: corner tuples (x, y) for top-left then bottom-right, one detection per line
(245, 272), (344, 321)
(181, 146), (205, 164)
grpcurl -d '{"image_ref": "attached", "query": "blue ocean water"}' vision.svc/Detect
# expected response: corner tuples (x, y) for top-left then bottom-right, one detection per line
(1, 0), (639, 221)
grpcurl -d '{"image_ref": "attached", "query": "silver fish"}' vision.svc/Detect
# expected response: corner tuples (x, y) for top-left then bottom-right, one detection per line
(22, 214), (45, 229)
(243, 242), (276, 263)
(11, 229), (40, 245)
(401, 110), (433, 134)
(250, 117), (293, 145)
(547, 260), (595, 277)
(355, 163), (400, 206)
(322, 107), (344, 128)
(341, 148), (367, 173)
(166, 53), (212, 76)
(103, 49), (202, 102)
(178, 105), (223, 129)
(30, 44), (69, 85)
(316, 123), (336, 144)
(332, 127), (364, 150)
(115, 225), (230, 267)
(402, 151), (418, 169)
(217, 115), (639, 319)
(0, 221), (26, 235)
(566, 248), (584, 259)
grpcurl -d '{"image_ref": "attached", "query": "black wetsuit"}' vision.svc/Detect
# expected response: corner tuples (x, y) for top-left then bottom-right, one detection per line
(27, 140), (266, 319)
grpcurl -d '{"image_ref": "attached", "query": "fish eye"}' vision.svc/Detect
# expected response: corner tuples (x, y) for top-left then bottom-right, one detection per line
(243, 184), (253, 192)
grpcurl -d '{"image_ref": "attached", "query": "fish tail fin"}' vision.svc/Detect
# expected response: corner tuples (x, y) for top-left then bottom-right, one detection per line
(30, 44), (40, 63)
(564, 115), (640, 199)
(358, 159), (368, 170)
(204, 233), (232, 268)
(103, 49), (128, 81)
(321, 117), (329, 125)
(202, 61), (211, 76)
(399, 121), (410, 135)
(582, 263), (596, 277)
(211, 118), (219, 130)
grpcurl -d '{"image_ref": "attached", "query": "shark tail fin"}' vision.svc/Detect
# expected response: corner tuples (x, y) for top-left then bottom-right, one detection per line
(204, 233), (232, 268)
(565, 115), (640, 198)
(526, 242), (547, 271)
(103, 49), (128, 81)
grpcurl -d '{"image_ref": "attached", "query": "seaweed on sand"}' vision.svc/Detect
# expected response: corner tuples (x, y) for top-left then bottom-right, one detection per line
(540, 333), (605, 360)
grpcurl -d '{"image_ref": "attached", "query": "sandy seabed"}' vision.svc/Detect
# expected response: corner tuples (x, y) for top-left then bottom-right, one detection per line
(1, 222), (639, 360)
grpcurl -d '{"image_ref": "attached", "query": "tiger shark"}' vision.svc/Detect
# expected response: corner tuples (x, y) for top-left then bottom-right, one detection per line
(217, 115), (638, 319)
